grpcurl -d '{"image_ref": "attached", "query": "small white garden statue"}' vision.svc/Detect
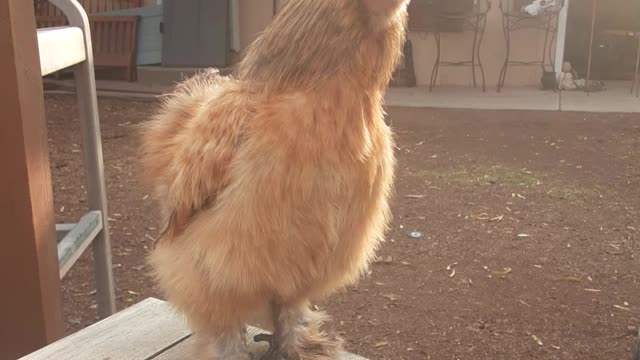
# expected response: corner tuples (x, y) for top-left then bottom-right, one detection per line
(558, 61), (606, 92)
(559, 61), (579, 90)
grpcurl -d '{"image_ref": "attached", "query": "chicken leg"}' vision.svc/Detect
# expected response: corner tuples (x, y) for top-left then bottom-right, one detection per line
(264, 302), (341, 360)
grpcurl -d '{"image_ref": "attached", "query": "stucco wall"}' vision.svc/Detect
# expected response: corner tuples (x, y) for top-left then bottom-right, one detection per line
(409, 6), (557, 88)
(236, 3), (556, 88)
(237, 0), (274, 50)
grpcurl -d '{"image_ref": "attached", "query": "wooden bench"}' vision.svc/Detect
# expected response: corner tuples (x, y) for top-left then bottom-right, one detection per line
(20, 298), (368, 360)
(36, 0), (141, 81)
(36, 15), (139, 81)
(90, 15), (139, 81)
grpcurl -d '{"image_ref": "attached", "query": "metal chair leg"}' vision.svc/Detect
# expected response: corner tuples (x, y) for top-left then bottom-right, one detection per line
(430, 26), (442, 92)
(51, 0), (116, 319)
(477, 12), (488, 92)
(498, 14), (511, 92)
(632, 35), (640, 97)
(471, 18), (479, 88)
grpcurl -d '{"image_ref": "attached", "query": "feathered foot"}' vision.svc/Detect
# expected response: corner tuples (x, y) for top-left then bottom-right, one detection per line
(193, 326), (252, 360)
(254, 333), (285, 360)
(275, 303), (343, 360)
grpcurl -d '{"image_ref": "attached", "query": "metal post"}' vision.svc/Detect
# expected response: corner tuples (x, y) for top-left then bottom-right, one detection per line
(554, 0), (570, 79)
(50, 0), (116, 318)
(585, 0), (597, 95)
(632, 34), (640, 97)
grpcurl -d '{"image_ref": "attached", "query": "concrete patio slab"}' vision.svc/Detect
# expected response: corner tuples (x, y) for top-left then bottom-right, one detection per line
(560, 81), (640, 113)
(385, 86), (560, 111)
(44, 78), (639, 114)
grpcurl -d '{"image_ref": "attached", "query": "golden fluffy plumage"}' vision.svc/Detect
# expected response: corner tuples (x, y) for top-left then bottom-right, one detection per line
(138, 0), (409, 358)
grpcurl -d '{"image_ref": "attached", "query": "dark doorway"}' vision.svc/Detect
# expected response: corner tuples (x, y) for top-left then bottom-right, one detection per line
(564, 0), (640, 80)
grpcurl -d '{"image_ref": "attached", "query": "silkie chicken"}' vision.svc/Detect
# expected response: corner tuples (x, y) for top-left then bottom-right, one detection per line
(138, 0), (410, 358)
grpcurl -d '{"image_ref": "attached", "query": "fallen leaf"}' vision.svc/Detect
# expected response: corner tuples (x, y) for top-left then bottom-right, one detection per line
(382, 294), (400, 302)
(145, 234), (157, 242)
(405, 195), (426, 199)
(476, 213), (490, 220)
(531, 334), (543, 346)
(613, 305), (631, 312)
(493, 268), (512, 276)
(517, 234), (532, 238)
(375, 256), (394, 264)
(584, 288), (601, 293)
(374, 342), (389, 348)
(606, 249), (625, 255)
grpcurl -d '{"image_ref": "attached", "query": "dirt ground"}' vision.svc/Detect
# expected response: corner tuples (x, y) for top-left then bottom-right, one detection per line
(45, 94), (640, 359)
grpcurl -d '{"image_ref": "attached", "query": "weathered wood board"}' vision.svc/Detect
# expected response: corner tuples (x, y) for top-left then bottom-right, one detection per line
(155, 327), (367, 360)
(20, 298), (190, 360)
(21, 298), (368, 360)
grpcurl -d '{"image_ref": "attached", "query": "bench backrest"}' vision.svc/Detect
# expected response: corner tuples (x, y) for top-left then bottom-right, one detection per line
(90, 16), (139, 66)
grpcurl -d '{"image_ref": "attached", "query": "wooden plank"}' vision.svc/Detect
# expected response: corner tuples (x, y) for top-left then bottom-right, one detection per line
(37, 27), (87, 76)
(0, 0), (65, 358)
(20, 298), (191, 360)
(154, 326), (368, 360)
(57, 211), (103, 278)
(20, 297), (368, 360)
